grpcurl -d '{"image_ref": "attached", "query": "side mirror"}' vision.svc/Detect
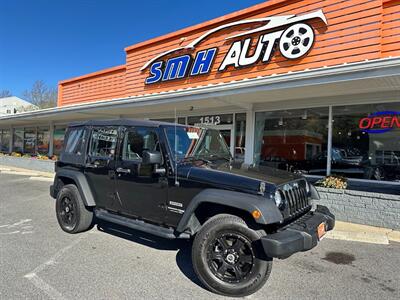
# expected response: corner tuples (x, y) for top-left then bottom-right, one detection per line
(142, 150), (162, 165)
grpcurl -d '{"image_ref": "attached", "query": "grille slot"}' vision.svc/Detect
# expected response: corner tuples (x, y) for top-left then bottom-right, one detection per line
(279, 180), (310, 218)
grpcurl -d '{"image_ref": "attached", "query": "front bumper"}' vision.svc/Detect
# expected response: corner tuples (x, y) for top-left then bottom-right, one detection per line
(261, 205), (335, 259)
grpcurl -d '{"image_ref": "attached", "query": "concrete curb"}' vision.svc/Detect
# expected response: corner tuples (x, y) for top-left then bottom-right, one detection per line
(326, 221), (400, 245)
(0, 165), (54, 178)
(29, 177), (55, 182)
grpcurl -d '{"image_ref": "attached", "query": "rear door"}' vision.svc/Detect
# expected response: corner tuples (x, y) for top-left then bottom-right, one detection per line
(84, 126), (121, 212)
(115, 126), (168, 223)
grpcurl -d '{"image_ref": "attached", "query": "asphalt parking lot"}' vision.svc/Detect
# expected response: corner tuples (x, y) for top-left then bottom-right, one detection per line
(1, 172), (399, 300)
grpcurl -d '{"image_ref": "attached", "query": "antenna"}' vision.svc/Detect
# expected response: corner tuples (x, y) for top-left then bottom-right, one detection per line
(174, 108), (179, 186)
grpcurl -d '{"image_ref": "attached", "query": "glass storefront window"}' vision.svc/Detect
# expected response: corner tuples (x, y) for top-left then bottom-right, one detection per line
(24, 128), (36, 154)
(53, 126), (66, 156)
(332, 103), (400, 182)
(254, 107), (329, 175)
(13, 128), (24, 153)
(235, 113), (246, 162)
(37, 127), (50, 155)
(0, 129), (10, 152)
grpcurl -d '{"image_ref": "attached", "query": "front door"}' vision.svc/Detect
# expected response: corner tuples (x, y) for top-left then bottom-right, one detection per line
(84, 126), (120, 212)
(115, 127), (167, 223)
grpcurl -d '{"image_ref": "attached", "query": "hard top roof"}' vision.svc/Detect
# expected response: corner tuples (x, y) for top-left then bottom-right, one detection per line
(68, 118), (187, 128)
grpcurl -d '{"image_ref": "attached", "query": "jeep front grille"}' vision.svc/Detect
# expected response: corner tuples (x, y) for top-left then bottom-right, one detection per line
(279, 180), (310, 218)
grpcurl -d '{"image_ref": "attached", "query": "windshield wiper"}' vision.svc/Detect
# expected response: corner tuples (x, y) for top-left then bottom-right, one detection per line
(206, 154), (231, 162)
(182, 156), (213, 165)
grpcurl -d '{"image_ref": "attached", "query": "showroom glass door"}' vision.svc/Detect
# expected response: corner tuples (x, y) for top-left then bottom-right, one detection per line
(215, 125), (235, 156)
(187, 113), (244, 160)
(198, 124), (234, 156)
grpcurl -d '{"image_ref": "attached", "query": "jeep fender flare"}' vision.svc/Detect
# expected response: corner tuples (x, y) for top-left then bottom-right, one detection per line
(55, 170), (96, 207)
(176, 189), (283, 233)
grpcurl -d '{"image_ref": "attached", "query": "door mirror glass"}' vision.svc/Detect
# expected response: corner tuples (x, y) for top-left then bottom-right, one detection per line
(142, 150), (162, 165)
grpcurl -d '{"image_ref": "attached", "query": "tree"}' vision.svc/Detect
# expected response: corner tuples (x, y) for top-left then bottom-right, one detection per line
(0, 90), (12, 98)
(23, 80), (58, 109)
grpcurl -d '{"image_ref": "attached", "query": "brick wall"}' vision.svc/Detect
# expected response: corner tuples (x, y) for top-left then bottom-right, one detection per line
(316, 187), (400, 229)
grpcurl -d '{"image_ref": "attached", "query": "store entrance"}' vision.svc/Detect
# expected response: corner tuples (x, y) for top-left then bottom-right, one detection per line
(187, 113), (246, 163)
(194, 123), (234, 156)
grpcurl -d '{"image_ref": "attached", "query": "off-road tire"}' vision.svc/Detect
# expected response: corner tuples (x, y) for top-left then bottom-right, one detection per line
(56, 184), (94, 234)
(192, 214), (272, 297)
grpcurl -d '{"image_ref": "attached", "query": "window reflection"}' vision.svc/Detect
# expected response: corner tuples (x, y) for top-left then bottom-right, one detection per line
(332, 103), (400, 182)
(254, 107), (329, 175)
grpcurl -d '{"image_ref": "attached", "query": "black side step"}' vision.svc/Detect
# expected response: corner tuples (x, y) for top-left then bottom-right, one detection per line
(94, 209), (190, 239)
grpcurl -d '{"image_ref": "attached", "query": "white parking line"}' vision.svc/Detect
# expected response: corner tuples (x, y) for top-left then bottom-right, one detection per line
(24, 234), (88, 300)
(24, 273), (67, 300)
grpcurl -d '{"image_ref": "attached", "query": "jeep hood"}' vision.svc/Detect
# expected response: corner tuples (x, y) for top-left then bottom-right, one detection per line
(218, 164), (303, 185)
(184, 162), (303, 194)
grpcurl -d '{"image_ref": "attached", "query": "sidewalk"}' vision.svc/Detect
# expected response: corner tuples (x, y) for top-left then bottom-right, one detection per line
(326, 221), (400, 245)
(1, 164), (399, 244)
(0, 165), (54, 181)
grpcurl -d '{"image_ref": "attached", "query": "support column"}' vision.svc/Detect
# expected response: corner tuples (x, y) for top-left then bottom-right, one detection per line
(9, 126), (13, 154)
(48, 122), (54, 157)
(244, 106), (255, 166)
(326, 105), (333, 175)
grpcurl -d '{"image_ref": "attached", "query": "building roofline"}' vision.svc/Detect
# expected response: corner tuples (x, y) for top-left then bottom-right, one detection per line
(59, 65), (126, 85)
(124, 0), (288, 52)
(1, 57), (399, 125)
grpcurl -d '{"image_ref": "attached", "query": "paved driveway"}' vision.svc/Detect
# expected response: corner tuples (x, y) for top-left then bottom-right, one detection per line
(0, 172), (399, 299)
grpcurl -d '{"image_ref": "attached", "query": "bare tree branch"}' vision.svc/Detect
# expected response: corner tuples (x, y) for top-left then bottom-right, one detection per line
(0, 90), (12, 98)
(23, 80), (57, 109)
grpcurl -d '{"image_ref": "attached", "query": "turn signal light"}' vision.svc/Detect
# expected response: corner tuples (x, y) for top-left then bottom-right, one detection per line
(252, 210), (262, 219)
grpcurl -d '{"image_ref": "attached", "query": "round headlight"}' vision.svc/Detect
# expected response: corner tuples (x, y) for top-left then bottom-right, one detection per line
(274, 190), (283, 208)
(306, 181), (310, 194)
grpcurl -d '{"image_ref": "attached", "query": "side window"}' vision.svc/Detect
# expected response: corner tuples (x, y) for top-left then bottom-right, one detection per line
(64, 128), (85, 155)
(122, 127), (159, 162)
(89, 127), (118, 158)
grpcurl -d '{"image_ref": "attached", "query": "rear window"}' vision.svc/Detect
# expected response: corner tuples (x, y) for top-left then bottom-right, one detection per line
(64, 128), (85, 155)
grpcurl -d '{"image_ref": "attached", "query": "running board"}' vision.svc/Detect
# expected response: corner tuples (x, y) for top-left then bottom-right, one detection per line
(94, 209), (190, 239)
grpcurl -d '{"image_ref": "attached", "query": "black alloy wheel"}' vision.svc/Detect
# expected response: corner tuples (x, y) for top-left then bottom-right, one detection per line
(192, 214), (273, 297)
(207, 233), (255, 284)
(55, 184), (94, 234)
(59, 196), (77, 231)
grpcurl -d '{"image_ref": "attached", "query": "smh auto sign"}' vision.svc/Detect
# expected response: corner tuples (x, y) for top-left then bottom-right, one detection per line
(142, 10), (327, 84)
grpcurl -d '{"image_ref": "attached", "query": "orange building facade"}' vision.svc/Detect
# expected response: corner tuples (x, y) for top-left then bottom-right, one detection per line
(1, 0), (399, 189)
(58, 0), (400, 106)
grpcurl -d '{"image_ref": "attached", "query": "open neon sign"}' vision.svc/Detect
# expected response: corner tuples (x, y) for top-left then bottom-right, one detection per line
(358, 111), (400, 134)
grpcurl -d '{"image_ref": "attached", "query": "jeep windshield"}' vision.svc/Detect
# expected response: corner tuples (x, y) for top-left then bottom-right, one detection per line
(165, 126), (231, 162)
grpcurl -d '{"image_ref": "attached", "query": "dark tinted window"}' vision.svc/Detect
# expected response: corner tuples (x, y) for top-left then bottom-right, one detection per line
(89, 127), (118, 158)
(122, 127), (159, 161)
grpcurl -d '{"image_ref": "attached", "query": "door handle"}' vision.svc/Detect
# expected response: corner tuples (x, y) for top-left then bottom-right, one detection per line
(86, 163), (98, 168)
(116, 167), (131, 174)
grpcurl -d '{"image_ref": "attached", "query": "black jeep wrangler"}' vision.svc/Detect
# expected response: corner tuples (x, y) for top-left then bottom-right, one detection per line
(50, 119), (334, 297)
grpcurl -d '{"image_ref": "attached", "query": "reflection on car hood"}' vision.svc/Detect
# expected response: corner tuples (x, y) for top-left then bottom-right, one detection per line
(217, 164), (303, 185)
(184, 161), (303, 194)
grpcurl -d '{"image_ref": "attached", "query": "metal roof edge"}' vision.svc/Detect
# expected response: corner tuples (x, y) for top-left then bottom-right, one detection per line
(1, 57), (399, 123)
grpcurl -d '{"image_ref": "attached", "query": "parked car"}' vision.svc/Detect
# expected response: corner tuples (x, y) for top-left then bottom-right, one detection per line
(50, 119), (334, 297)
(270, 147), (399, 181)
